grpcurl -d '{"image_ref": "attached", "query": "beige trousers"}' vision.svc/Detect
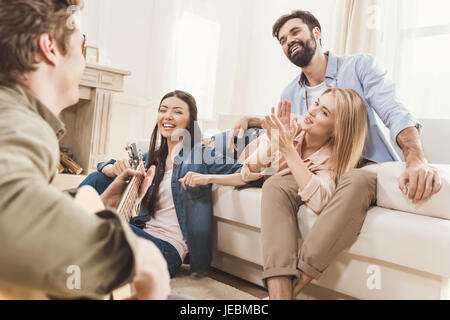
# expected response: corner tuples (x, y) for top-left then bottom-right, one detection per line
(260, 167), (377, 283)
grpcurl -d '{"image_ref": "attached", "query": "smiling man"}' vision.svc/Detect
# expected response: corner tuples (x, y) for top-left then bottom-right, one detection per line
(227, 10), (442, 300)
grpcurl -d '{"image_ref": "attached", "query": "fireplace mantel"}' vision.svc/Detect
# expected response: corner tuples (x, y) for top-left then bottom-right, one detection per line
(59, 63), (131, 175)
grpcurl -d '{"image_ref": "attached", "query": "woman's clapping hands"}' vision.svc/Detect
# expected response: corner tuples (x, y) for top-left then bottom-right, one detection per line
(262, 100), (301, 155)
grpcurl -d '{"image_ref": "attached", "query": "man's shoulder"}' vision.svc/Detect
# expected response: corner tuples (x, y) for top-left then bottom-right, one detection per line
(1, 101), (44, 127)
(0, 87), (36, 119)
(0, 101), (57, 146)
(338, 53), (377, 72)
(281, 74), (301, 98)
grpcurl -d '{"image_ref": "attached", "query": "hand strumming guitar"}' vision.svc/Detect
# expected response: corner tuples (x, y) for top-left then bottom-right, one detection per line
(101, 166), (155, 209)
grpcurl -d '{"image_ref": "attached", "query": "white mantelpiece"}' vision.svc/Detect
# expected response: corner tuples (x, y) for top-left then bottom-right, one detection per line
(59, 63), (131, 174)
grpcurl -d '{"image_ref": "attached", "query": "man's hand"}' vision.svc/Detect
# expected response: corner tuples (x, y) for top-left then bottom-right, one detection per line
(398, 162), (442, 204)
(227, 117), (250, 151)
(178, 171), (210, 190)
(125, 238), (171, 300)
(101, 166), (155, 209)
(397, 127), (442, 203)
(226, 117), (264, 151)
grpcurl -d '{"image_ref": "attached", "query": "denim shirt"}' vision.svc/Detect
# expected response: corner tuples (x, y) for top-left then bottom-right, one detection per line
(97, 143), (242, 273)
(282, 51), (422, 163)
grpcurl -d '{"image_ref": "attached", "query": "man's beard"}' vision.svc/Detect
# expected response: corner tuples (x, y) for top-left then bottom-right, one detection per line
(287, 38), (317, 68)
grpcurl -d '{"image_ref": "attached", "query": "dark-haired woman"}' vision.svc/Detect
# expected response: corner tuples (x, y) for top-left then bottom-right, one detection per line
(79, 90), (242, 277)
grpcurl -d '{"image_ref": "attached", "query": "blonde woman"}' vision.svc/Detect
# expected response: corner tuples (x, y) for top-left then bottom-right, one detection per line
(179, 88), (369, 299)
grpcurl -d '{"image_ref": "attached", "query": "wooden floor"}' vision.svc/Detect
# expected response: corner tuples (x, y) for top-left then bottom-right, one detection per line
(177, 265), (268, 299)
(205, 267), (268, 299)
(177, 265), (355, 300)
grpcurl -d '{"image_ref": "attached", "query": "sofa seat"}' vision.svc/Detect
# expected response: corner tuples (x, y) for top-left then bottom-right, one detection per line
(299, 206), (450, 278)
(212, 185), (450, 278)
(211, 162), (450, 299)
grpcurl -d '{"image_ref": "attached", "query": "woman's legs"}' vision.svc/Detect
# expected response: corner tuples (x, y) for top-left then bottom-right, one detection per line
(296, 168), (377, 281)
(129, 224), (182, 278)
(78, 171), (114, 195)
(260, 174), (304, 300)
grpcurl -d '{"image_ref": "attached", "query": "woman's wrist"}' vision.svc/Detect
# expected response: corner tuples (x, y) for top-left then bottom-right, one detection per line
(205, 175), (214, 185)
(280, 143), (297, 158)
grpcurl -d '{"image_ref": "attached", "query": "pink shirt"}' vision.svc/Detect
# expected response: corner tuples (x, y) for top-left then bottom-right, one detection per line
(238, 129), (336, 214)
(145, 170), (188, 261)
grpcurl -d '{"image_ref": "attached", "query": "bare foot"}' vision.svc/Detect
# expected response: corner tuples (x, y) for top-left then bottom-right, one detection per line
(267, 276), (293, 300)
(293, 273), (312, 298)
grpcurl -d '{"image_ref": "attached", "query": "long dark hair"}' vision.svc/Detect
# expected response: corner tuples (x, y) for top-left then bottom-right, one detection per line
(144, 90), (201, 219)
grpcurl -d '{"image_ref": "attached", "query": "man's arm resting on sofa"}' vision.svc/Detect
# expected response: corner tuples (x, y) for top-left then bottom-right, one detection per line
(396, 127), (442, 203)
(226, 117), (263, 150)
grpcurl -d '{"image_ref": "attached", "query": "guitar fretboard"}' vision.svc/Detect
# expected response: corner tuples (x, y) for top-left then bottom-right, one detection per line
(118, 162), (145, 221)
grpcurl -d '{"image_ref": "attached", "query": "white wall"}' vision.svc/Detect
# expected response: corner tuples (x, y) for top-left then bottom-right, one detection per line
(81, 0), (158, 159)
(80, 0), (337, 158)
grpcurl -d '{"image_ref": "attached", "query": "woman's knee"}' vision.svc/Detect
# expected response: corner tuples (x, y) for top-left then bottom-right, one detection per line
(338, 169), (377, 195)
(79, 171), (114, 194)
(262, 175), (290, 195)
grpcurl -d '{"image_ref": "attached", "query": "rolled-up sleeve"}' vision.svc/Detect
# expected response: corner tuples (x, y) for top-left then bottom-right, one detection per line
(356, 54), (422, 146)
(97, 159), (116, 172)
(298, 170), (336, 214)
(0, 112), (137, 300)
(238, 135), (274, 182)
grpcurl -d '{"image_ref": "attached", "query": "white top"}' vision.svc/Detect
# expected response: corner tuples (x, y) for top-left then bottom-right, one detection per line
(145, 170), (188, 261)
(305, 81), (328, 110)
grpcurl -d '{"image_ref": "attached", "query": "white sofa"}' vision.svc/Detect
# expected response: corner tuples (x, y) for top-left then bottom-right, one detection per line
(211, 116), (450, 300)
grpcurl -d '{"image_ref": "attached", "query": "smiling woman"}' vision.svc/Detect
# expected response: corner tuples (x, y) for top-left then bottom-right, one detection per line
(79, 90), (243, 277)
(181, 87), (368, 211)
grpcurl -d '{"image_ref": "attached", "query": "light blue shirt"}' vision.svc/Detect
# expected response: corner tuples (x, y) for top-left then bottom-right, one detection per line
(281, 51), (422, 163)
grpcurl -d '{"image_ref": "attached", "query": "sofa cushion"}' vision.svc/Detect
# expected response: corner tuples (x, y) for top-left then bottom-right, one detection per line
(298, 205), (450, 278)
(377, 162), (450, 220)
(212, 185), (262, 229)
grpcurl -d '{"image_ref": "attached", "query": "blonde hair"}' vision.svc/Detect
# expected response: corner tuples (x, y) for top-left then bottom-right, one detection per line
(324, 88), (368, 178)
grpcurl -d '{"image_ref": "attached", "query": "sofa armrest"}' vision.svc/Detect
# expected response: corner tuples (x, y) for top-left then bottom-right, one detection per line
(377, 162), (450, 220)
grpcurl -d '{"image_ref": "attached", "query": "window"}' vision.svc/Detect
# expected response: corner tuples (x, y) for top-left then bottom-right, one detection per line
(376, 0), (450, 119)
(173, 12), (221, 120)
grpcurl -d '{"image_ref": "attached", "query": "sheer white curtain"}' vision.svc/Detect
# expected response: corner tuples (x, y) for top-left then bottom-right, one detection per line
(172, 11), (221, 121)
(375, 0), (450, 119)
(332, 0), (378, 56)
(158, 0), (242, 123)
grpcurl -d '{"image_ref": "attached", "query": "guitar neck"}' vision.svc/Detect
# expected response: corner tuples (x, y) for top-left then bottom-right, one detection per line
(117, 162), (145, 221)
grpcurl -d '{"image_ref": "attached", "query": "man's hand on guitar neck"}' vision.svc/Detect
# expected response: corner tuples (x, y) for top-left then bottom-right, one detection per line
(101, 166), (156, 209)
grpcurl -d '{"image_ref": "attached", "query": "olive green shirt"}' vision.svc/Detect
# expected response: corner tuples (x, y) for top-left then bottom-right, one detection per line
(0, 84), (138, 299)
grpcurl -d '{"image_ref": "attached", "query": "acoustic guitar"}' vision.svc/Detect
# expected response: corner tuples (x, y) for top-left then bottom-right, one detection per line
(0, 143), (146, 300)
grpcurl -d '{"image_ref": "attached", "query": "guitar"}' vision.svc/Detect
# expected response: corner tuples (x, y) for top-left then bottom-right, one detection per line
(0, 143), (146, 300)
(117, 143), (146, 221)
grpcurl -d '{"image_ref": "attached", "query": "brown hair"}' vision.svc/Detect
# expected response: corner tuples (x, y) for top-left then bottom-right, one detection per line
(144, 90), (202, 220)
(0, 0), (84, 86)
(325, 88), (368, 178)
(272, 10), (322, 46)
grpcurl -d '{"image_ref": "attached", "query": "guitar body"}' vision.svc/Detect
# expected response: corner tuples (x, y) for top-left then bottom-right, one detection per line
(75, 186), (133, 300)
(0, 186), (133, 300)
(0, 282), (48, 300)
